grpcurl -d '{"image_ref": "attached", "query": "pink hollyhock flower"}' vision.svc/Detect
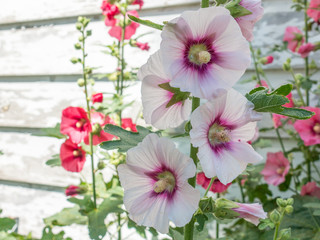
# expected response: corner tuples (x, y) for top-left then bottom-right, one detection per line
(255, 80), (269, 88)
(65, 185), (80, 196)
(294, 107), (320, 146)
(283, 26), (304, 52)
(60, 107), (91, 144)
(131, 0), (144, 9)
(301, 182), (320, 199)
(196, 173), (231, 193)
(118, 134), (200, 233)
(91, 93), (103, 104)
(121, 118), (137, 132)
(60, 139), (86, 172)
(261, 152), (290, 186)
(232, 202), (267, 225)
(298, 43), (315, 58)
(272, 92), (294, 128)
(261, 56), (274, 65)
(160, 7), (250, 100)
(307, 0), (320, 22)
(236, 0), (264, 41)
(190, 89), (263, 184)
(108, 10), (140, 40)
(84, 111), (115, 145)
(101, 1), (120, 20)
(136, 42), (150, 51)
(138, 51), (192, 129)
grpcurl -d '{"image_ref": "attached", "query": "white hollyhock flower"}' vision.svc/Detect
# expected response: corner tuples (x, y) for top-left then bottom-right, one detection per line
(190, 89), (263, 184)
(117, 134), (200, 233)
(160, 6), (250, 100)
(138, 51), (192, 129)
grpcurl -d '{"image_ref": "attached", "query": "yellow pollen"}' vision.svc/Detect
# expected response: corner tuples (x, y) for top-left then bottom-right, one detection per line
(208, 123), (230, 146)
(76, 119), (86, 128)
(313, 123), (320, 134)
(198, 51), (211, 64)
(276, 167), (285, 175)
(153, 171), (175, 193)
(73, 150), (81, 157)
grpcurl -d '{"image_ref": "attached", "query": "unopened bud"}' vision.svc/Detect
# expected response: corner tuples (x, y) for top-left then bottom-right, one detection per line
(199, 197), (215, 213)
(283, 62), (291, 71)
(295, 73), (304, 82)
(77, 78), (85, 87)
(279, 228), (291, 240)
(86, 30), (92, 36)
(270, 209), (281, 223)
(70, 57), (79, 64)
(76, 23), (82, 30)
(78, 36), (84, 42)
(97, 161), (106, 170)
(285, 205), (293, 214)
(78, 16), (84, 23)
(74, 43), (81, 50)
(92, 123), (102, 135)
(286, 198), (294, 205)
(277, 198), (287, 208)
(215, 198), (239, 209)
(89, 79), (95, 86)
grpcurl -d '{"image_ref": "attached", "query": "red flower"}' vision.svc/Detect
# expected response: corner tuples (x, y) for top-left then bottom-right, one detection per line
(101, 1), (120, 20)
(65, 185), (80, 196)
(298, 43), (315, 58)
(196, 172), (231, 193)
(294, 107), (320, 146)
(255, 80), (268, 88)
(301, 182), (320, 199)
(307, 0), (320, 22)
(136, 42), (150, 51)
(261, 56), (274, 65)
(131, 0), (144, 9)
(60, 107), (91, 144)
(60, 139), (86, 172)
(121, 118), (137, 132)
(283, 26), (304, 52)
(92, 93), (103, 104)
(108, 10), (140, 41)
(84, 111), (115, 145)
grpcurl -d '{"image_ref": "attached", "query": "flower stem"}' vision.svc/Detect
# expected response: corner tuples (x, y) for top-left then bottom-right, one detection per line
(304, 0), (310, 106)
(289, 69), (306, 106)
(249, 42), (262, 86)
(117, 213), (121, 240)
(238, 179), (246, 203)
(273, 211), (284, 240)
(204, 178), (215, 197)
(81, 28), (97, 209)
(216, 193), (220, 239)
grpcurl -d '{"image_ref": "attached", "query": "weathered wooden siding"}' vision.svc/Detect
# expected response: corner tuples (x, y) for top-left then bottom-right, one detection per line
(0, 0), (317, 238)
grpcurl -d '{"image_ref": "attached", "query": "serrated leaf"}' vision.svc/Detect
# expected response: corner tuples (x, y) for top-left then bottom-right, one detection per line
(127, 219), (146, 238)
(194, 213), (208, 232)
(273, 107), (315, 120)
(45, 154), (61, 167)
(270, 84), (292, 96)
(68, 196), (95, 215)
(88, 198), (123, 240)
(34, 124), (66, 139)
(41, 226), (72, 240)
(0, 217), (16, 231)
(43, 206), (87, 226)
(101, 124), (153, 152)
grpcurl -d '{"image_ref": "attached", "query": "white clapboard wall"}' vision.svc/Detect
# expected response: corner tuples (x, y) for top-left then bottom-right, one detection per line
(0, 0), (318, 238)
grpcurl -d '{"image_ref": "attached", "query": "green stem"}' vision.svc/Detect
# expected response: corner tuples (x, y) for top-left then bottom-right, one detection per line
(117, 213), (121, 240)
(184, 97), (200, 240)
(249, 42), (262, 85)
(127, 14), (164, 31)
(204, 178), (215, 197)
(312, 161), (320, 179)
(275, 128), (287, 157)
(238, 179), (245, 203)
(81, 29), (97, 208)
(116, 40), (121, 95)
(216, 193), (220, 239)
(304, 0), (310, 106)
(289, 69), (306, 106)
(273, 224), (280, 240)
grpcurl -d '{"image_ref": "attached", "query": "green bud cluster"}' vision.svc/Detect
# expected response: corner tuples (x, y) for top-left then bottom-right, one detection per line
(282, 58), (292, 71)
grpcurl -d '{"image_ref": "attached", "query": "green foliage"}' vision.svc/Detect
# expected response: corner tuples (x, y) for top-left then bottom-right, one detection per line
(245, 84), (314, 119)
(127, 219), (158, 239)
(34, 123), (66, 139)
(252, 139), (272, 148)
(225, 0), (252, 18)
(41, 226), (72, 240)
(0, 150), (3, 155)
(44, 206), (87, 226)
(0, 217), (16, 231)
(45, 154), (61, 167)
(158, 82), (190, 107)
(101, 124), (153, 152)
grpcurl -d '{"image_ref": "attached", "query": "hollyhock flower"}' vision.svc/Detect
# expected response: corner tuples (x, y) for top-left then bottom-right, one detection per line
(232, 203), (267, 225)
(298, 43), (315, 58)
(121, 118), (137, 132)
(60, 139), (86, 172)
(160, 7), (250, 100)
(260, 56), (274, 65)
(196, 173), (231, 193)
(108, 10), (140, 40)
(92, 93), (103, 104)
(60, 107), (91, 144)
(138, 51), (192, 129)
(131, 0), (144, 9)
(301, 182), (320, 199)
(84, 111), (115, 145)
(190, 89), (263, 184)
(272, 92), (294, 128)
(261, 152), (290, 186)
(283, 26), (304, 52)
(65, 185), (80, 196)
(307, 0), (320, 22)
(236, 0), (264, 41)
(294, 107), (320, 146)
(255, 80), (268, 88)
(118, 134), (200, 233)
(136, 42), (150, 51)
(101, 1), (120, 20)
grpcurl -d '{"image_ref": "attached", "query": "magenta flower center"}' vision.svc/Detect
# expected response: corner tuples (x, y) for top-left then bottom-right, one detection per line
(208, 123), (230, 146)
(73, 149), (82, 157)
(313, 123), (320, 134)
(76, 119), (86, 128)
(153, 171), (176, 193)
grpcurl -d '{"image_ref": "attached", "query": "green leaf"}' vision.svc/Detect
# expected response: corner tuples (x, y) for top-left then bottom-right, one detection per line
(44, 206), (87, 226)
(68, 195), (95, 215)
(246, 85), (314, 119)
(252, 139), (272, 148)
(303, 202), (320, 209)
(194, 213), (208, 232)
(101, 125), (153, 152)
(127, 219), (146, 238)
(169, 227), (184, 240)
(87, 198), (123, 240)
(41, 226), (72, 240)
(158, 82), (190, 108)
(278, 173), (292, 192)
(34, 123), (66, 139)
(0, 217), (16, 231)
(127, 14), (163, 31)
(45, 154), (61, 167)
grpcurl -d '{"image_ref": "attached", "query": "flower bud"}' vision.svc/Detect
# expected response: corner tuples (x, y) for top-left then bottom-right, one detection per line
(214, 208), (240, 219)
(70, 57), (79, 64)
(260, 56), (274, 65)
(276, 198), (287, 208)
(77, 78), (85, 87)
(98, 161), (106, 170)
(279, 228), (291, 240)
(89, 79), (95, 86)
(76, 23), (82, 30)
(78, 36), (84, 42)
(86, 30), (92, 36)
(92, 123), (102, 135)
(78, 16), (84, 23)
(74, 43), (81, 50)
(199, 197), (215, 213)
(270, 209), (281, 223)
(285, 205), (293, 214)
(286, 198), (294, 205)
(295, 73), (304, 82)
(215, 198), (239, 209)
(283, 62), (291, 71)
